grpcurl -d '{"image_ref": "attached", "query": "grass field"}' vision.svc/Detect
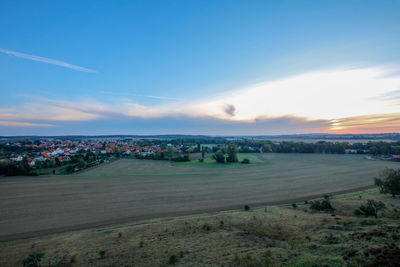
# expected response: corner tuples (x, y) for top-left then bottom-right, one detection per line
(0, 153), (398, 241)
(1, 188), (399, 266)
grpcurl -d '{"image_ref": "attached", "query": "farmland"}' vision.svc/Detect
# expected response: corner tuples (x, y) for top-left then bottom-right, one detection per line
(0, 153), (398, 241)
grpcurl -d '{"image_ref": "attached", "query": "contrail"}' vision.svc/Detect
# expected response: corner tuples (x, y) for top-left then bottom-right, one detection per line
(0, 48), (96, 73)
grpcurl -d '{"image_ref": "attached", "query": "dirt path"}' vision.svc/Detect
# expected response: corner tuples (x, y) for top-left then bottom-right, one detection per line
(0, 184), (375, 242)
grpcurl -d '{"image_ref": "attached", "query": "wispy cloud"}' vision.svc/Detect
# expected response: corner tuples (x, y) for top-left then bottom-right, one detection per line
(0, 121), (54, 127)
(99, 91), (181, 101)
(0, 48), (96, 73)
(1, 67), (400, 134)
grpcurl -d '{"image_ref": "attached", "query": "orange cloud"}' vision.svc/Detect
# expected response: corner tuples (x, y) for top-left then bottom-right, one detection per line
(328, 113), (400, 134)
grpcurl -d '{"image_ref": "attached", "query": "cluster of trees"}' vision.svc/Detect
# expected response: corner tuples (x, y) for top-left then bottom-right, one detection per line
(209, 140), (400, 155)
(136, 148), (190, 162)
(212, 144), (238, 163)
(0, 159), (37, 176)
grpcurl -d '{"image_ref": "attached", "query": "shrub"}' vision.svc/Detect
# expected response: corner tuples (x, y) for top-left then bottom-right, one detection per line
(360, 219), (380, 226)
(99, 250), (106, 259)
(202, 224), (211, 231)
(292, 203), (297, 209)
(244, 205), (251, 211)
(375, 168), (400, 197)
(354, 200), (386, 218)
(168, 254), (178, 264)
(310, 196), (335, 212)
(139, 240), (144, 248)
(70, 254), (77, 263)
(241, 158), (250, 164)
(22, 252), (44, 267)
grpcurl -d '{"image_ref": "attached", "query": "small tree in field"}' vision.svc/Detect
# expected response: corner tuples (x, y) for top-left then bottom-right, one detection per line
(213, 150), (225, 163)
(310, 195), (335, 212)
(374, 168), (400, 197)
(22, 252), (44, 267)
(354, 200), (385, 218)
(226, 144), (238, 162)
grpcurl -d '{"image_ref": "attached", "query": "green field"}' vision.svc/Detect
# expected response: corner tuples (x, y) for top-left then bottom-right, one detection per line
(0, 153), (398, 241)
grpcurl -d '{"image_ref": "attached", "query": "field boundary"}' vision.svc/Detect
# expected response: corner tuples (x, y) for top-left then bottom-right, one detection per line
(0, 184), (376, 242)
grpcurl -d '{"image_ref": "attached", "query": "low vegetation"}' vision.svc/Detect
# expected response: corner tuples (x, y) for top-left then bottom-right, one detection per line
(2, 185), (400, 266)
(309, 195), (335, 212)
(375, 167), (400, 197)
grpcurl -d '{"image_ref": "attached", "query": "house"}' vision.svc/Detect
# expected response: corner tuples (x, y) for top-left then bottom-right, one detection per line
(26, 158), (35, 167)
(345, 149), (358, 154)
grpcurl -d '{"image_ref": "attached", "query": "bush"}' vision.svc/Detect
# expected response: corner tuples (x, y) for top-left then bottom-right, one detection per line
(292, 203), (297, 209)
(213, 150), (225, 163)
(354, 199), (386, 218)
(375, 168), (400, 197)
(310, 196), (335, 212)
(202, 224), (211, 231)
(99, 250), (106, 259)
(241, 158), (250, 164)
(169, 254), (178, 264)
(244, 205), (251, 211)
(360, 219), (380, 226)
(22, 252), (44, 267)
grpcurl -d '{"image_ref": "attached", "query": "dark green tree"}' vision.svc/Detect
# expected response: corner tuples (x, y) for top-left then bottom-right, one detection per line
(354, 199), (385, 218)
(213, 150), (225, 163)
(375, 168), (400, 197)
(226, 144), (238, 162)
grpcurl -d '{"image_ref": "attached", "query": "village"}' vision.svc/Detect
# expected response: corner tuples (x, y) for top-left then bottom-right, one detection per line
(0, 139), (188, 174)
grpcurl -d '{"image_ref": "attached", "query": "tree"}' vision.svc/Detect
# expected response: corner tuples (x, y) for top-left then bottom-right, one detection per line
(374, 168), (400, 197)
(226, 144), (238, 162)
(310, 195), (335, 212)
(201, 146), (205, 159)
(354, 200), (385, 218)
(77, 158), (86, 169)
(166, 147), (177, 159)
(213, 150), (225, 163)
(262, 143), (271, 153)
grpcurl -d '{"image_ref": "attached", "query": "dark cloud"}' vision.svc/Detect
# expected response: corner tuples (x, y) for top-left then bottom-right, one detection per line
(223, 104), (236, 117)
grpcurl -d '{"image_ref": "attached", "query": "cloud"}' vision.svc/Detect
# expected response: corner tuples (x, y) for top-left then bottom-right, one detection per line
(223, 104), (236, 117)
(1, 66), (400, 134)
(98, 91), (181, 101)
(0, 48), (96, 73)
(0, 121), (54, 127)
(329, 113), (400, 134)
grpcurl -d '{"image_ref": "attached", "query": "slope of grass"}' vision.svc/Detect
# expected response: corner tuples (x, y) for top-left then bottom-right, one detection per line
(1, 188), (399, 266)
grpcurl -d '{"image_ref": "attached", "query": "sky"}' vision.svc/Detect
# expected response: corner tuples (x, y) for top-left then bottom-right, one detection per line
(0, 0), (400, 136)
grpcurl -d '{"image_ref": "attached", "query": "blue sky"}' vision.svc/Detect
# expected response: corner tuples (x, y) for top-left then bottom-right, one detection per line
(1, 0), (400, 135)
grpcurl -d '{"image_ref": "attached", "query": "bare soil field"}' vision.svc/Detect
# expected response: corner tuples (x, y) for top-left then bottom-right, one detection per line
(0, 153), (398, 241)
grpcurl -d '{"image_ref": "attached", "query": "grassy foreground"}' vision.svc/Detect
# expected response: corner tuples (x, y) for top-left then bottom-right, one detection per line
(1, 188), (400, 266)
